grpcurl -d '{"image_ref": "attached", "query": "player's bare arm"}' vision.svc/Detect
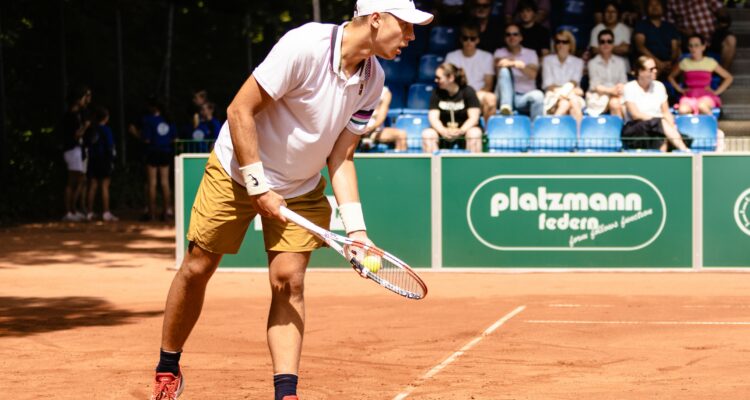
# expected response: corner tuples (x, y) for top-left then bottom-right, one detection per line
(226, 75), (286, 221)
(327, 128), (369, 244)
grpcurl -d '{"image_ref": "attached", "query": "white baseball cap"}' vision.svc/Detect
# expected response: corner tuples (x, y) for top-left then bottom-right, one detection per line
(354, 0), (434, 25)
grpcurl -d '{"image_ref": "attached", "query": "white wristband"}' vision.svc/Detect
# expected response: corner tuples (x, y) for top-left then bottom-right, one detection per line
(239, 162), (270, 196)
(338, 202), (366, 234)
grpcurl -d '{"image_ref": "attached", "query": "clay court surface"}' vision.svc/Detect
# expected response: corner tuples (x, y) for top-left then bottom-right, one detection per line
(1, 222), (749, 399)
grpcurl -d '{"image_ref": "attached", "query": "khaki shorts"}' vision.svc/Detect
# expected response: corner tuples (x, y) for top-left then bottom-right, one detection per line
(187, 152), (332, 254)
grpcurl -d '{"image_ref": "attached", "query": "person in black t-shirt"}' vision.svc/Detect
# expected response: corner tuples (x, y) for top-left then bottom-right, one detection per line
(422, 63), (483, 153)
(517, 0), (550, 57)
(465, 0), (505, 53)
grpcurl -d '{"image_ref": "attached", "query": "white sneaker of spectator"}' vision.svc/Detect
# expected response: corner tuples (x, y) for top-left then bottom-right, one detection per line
(62, 212), (83, 222)
(74, 211), (87, 221)
(103, 211), (119, 222)
(86, 212), (97, 221)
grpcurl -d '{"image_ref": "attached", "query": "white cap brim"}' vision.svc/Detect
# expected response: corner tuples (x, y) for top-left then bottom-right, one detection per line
(389, 9), (434, 25)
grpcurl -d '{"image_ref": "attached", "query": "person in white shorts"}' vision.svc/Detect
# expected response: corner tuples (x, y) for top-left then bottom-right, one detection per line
(61, 85), (92, 222)
(148, 1), (433, 400)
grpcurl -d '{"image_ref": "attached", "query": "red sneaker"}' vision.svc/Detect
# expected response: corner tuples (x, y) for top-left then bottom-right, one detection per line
(281, 396), (299, 400)
(150, 371), (184, 400)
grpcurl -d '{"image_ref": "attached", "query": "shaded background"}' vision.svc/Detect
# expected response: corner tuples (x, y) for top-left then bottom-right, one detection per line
(0, 0), (354, 223)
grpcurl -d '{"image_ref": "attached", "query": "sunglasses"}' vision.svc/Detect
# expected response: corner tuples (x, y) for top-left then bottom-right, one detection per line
(505, 32), (520, 37)
(599, 39), (614, 44)
(461, 35), (479, 42)
(646, 67), (658, 72)
(554, 39), (570, 44)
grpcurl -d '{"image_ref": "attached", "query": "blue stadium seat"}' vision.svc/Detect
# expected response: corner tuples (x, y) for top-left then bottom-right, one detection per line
(380, 56), (416, 85)
(579, 115), (623, 152)
(675, 115), (718, 152)
(428, 26), (457, 55)
(403, 83), (435, 114)
(394, 114), (431, 152)
(486, 115), (531, 152)
(530, 116), (577, 152)
(417, 54), (445, 83)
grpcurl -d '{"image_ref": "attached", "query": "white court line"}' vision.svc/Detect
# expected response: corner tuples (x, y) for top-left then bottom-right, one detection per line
(526, 320), (750, 326)
(392, 305), (526, 400)
(548, 304), (614, 308)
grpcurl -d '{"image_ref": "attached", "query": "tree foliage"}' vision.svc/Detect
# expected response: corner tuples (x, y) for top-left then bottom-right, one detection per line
(0, 0), (354, 222)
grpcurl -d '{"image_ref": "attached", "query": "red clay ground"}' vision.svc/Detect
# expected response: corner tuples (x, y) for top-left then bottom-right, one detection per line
(1, 221), (749, 399)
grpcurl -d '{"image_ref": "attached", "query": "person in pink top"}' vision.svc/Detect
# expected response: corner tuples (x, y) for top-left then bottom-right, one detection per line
(668, 34), (733, 116)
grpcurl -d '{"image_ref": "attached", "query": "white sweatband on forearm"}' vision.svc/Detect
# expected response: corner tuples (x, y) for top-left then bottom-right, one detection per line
(239, 161), (270, 196)
(338, 202), (366, 234)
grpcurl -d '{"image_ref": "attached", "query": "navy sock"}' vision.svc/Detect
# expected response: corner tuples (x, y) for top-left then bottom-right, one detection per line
(156, 349), (181, 375)
(274, 374), (298, 400)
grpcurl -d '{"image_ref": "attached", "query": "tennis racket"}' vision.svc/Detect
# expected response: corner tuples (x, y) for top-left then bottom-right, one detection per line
(279, 206), (428, 300)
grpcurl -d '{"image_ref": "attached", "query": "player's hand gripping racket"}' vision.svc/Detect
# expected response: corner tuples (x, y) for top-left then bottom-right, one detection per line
(280, 206), (428, 300)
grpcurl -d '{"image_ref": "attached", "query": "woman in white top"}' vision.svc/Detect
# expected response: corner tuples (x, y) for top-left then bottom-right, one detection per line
(622, 56), (690, 152)
(542, 29), (584, 125)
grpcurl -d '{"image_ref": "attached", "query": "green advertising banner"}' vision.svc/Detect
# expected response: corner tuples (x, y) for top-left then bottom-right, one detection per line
(441, 155), (693, 268)
(178, 155), (432, 269)
(703, 155), (750, 267)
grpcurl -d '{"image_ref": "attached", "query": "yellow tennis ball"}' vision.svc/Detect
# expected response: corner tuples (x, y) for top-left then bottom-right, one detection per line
(362, 255), (382, 273)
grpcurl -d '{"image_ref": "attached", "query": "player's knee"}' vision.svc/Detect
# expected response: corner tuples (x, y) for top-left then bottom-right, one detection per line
(271, 270), (305, 298)
(180, 244), (219, 281)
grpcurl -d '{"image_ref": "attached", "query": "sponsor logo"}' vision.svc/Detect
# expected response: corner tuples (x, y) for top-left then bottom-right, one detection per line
(734, 188), (750, 237)
(466, 175), (666, 251)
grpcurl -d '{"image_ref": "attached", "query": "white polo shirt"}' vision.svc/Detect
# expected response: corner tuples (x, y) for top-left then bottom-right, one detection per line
(213, 22), (384, 198)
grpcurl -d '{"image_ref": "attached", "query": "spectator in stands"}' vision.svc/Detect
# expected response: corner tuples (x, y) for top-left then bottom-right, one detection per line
(586, 29), (629, 118)
(622, 56), (691, 152)
(594, 0), (645, 27)
(422, 63), (483, 153)
(187, 89), (208, 131)
(505, 0), (551, 29)
(195, 102), (221, 140)
(516, 0), (551, 57)
(589, 2), (631, 57)
(434, 0), (465, 26)
(360, 86), (408, 151)
(542, 29), (585, 126)
(86, 106), (118, 222)
(446, 22), (498, 123)
(141, 99), (177, 221)
(494, 23), (545, 121)
(668, 34), (733, 116)
(189, 101), (222, 153)
(666, 0), (737, 69)
(711, 9), (735, 70)
(61, 85), (92, 222)
(634, 0), (680, 78)
(467, 0), (505, 53)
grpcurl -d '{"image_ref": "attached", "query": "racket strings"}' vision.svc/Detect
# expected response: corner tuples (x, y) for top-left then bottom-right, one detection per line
(364, 249), (425, 298)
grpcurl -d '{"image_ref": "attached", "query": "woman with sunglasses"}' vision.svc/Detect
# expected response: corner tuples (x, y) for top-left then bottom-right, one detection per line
(422, 63), (483, 153)
(622, 56), (690, 152)
(667, 34), (733, 117)
(542, 30), (584, 126)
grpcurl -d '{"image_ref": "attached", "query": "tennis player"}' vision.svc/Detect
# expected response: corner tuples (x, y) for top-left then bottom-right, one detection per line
(149, 2), (432, 399)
